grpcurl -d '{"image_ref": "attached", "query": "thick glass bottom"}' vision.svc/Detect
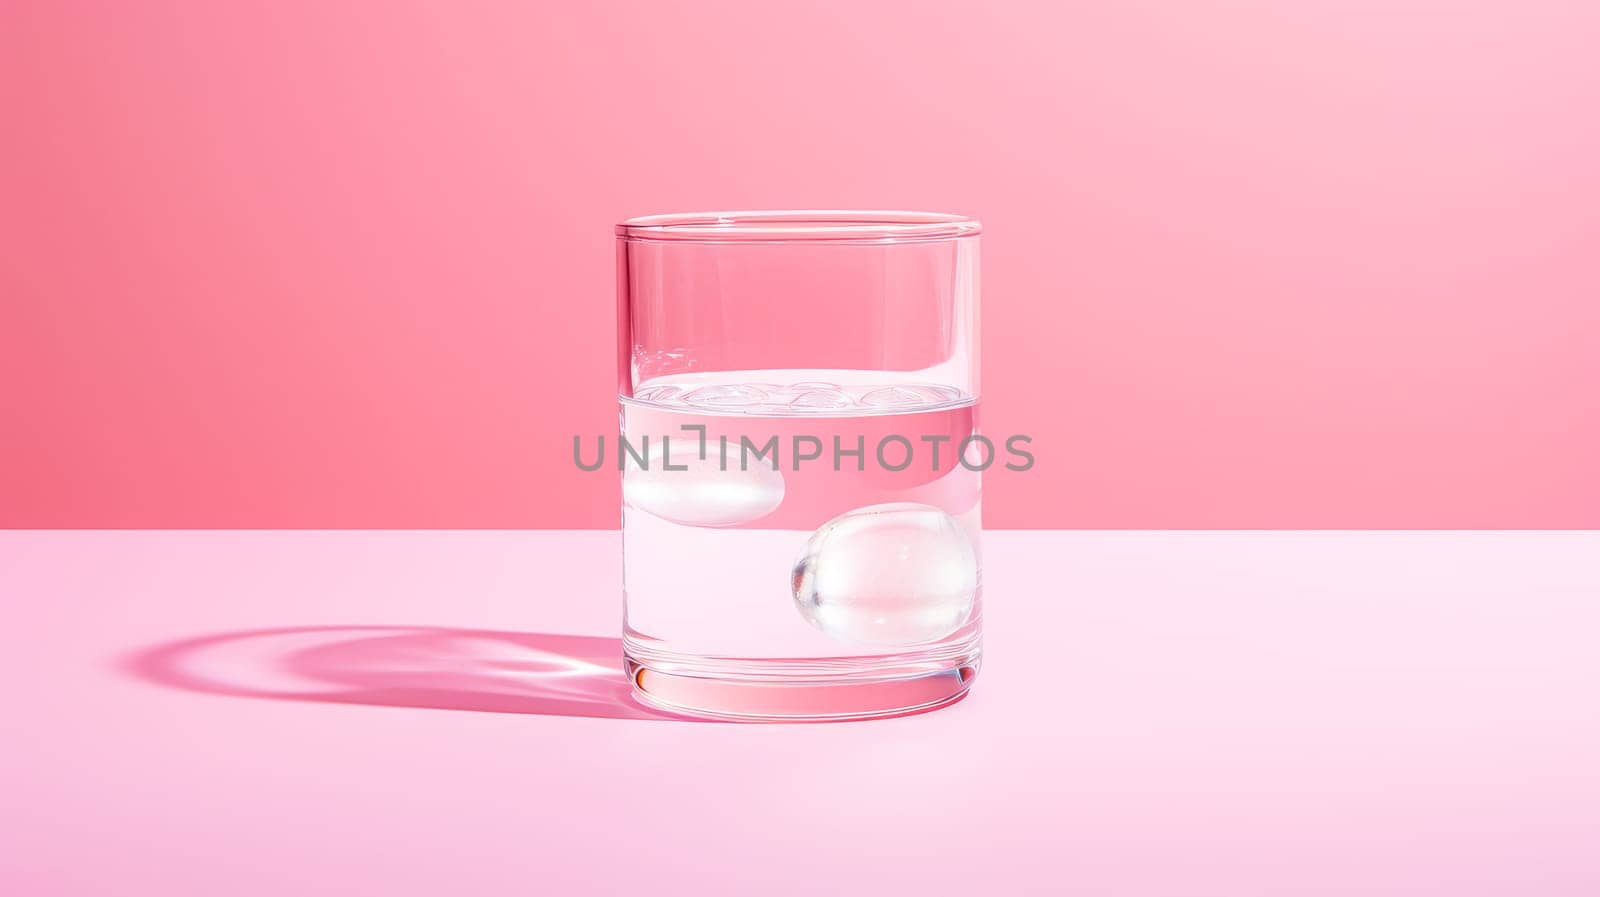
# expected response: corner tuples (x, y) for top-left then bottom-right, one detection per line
(623, 632), (980, 721)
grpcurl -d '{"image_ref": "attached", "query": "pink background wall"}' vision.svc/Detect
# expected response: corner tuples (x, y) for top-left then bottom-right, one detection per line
(4, 1), (1597, 529)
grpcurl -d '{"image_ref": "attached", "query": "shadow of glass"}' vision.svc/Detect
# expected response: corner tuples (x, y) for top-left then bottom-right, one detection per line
(123, 625), (692, 721)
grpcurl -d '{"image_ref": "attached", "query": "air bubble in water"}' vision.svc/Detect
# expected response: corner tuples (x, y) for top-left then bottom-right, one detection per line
(790, 388), (852, 410)
(682, 385), (767, 407)
(633, 385), (683, 403)
(859, 386), (926, 408)
(860, 384), (966, 408)
(791, 503), (977, 645)
(623, 439), (784, 527)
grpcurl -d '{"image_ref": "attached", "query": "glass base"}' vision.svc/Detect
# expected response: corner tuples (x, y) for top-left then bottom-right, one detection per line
(623, 637), (979, 722)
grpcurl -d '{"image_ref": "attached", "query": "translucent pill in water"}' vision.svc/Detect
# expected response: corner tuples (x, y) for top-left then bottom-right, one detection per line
(623, 439), (785, 527)
(791, 503), (977, 646)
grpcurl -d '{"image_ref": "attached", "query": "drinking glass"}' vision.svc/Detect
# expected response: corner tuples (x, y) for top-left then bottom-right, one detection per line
(616, 211), (981, 720)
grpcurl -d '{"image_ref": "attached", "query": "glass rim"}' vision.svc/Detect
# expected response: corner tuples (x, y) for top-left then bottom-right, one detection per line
(616, 210), (981, 244)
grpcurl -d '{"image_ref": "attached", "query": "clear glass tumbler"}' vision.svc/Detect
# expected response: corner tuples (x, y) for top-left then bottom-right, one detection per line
(616, 211), (982, 720)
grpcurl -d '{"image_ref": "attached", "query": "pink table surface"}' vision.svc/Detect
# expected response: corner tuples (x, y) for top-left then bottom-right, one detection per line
(2, 531), (1597, 896)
